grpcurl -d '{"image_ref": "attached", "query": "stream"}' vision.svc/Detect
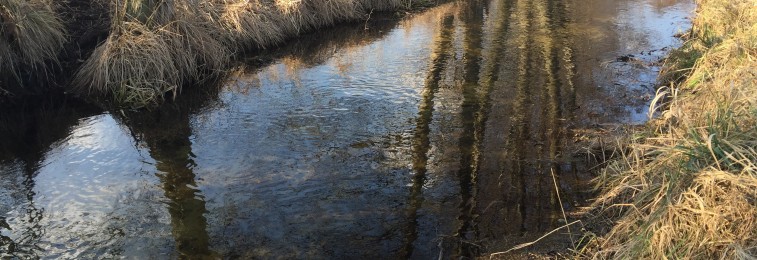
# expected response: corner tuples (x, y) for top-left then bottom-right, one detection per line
(1, 0), (693, 258)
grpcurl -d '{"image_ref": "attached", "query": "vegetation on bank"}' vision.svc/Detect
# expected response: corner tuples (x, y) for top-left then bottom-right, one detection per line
(0, 0), (65, 96)
(75, 0), (413, 107)
(583, 0), (757, 258)
(1, 0), (434, 107)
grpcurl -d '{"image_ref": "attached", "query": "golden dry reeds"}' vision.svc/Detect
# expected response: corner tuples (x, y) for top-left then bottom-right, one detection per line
(72, 0), (412, 107)
(219, 1), (288, 49)
(0, 0), (65, 86)
(74, 22), (184, 106)
(73, 0), (231, 107)
(583, 0), (757, 258)
(217, 0), (402, 50)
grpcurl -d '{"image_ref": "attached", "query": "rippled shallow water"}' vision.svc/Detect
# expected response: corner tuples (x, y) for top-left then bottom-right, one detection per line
(1, 0), (693, 258)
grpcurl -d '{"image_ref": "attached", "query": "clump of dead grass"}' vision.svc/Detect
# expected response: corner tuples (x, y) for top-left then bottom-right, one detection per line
(583, 0), (757, 258)
(0, 0), (65, 87)
(217, 0), (404, 50)
(74, 22), (182, 107)
(218, 1), (287, 49)
(72, 0), (412, 107)
(72, 0), (231, 107)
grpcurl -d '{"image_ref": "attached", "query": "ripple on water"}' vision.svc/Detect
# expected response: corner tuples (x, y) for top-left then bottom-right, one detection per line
(1, 114), (175, 258)
(0, 0), (696, 258)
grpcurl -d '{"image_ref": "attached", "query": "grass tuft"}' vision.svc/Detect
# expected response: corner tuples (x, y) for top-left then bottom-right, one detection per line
(2, 0), (430, 104)
(583, 0), (757, 258)
(74, 21), (181, 107)
(71, 0), (415, 107)
(0, 0), (65, 91)
(72, 0), (231, 107)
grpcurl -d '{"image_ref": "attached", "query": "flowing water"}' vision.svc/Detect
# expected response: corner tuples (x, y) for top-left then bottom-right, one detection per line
(1, 0), (693, 258)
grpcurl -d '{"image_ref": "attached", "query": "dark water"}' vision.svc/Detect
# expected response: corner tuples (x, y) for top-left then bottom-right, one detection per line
(1, 0), (693, 258)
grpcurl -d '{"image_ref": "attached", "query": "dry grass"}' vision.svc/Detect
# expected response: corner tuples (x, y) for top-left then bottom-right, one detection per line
(72, 0), (231, 107)
(1, 0), (431, 103)
(0, 0), (65, 87)
(73, 22), (183, 107)
(71, 0), (415, 107)
(582, 0), (757, 258)
(219, 1), (288, 49)
(218, 0), (403, 50)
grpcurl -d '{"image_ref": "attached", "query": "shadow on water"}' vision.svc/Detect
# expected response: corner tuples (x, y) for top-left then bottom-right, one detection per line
(448, 0), (488, 256)
(114, 78), (227, 258)
(242, 12), (402, 70)
(0, 97), (102, 164)
(390, 0), (586, 255)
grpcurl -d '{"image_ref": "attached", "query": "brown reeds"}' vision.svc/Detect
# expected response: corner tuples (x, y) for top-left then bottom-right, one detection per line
(0, 0), (65, 89)
(72, 0), (231, 107)
(583, 0), (757, 258)
(217, 0), (402, 50)
(71, 0), (414, 107)
(0, 0), (429, 103)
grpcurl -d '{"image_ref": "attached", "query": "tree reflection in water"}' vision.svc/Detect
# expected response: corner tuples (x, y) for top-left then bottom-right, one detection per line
(117, 82), (226, 258)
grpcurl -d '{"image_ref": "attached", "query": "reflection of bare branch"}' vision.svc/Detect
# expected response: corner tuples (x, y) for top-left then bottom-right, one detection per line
(451, 0), (487, 257)
(401, 12), (456, 259)
(139, 115), (217, 258)
(113, 78), (228, 258)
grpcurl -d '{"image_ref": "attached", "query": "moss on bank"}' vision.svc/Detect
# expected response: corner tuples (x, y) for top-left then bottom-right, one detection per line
(583, 0), (757, 258)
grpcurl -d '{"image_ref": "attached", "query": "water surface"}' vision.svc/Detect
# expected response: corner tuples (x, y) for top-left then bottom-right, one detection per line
(1, 0), (693, 258)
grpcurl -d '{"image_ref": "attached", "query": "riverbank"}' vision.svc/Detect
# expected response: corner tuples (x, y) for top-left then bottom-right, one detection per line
(582, 0), (757, 258)
(0, 0), (439, 107)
